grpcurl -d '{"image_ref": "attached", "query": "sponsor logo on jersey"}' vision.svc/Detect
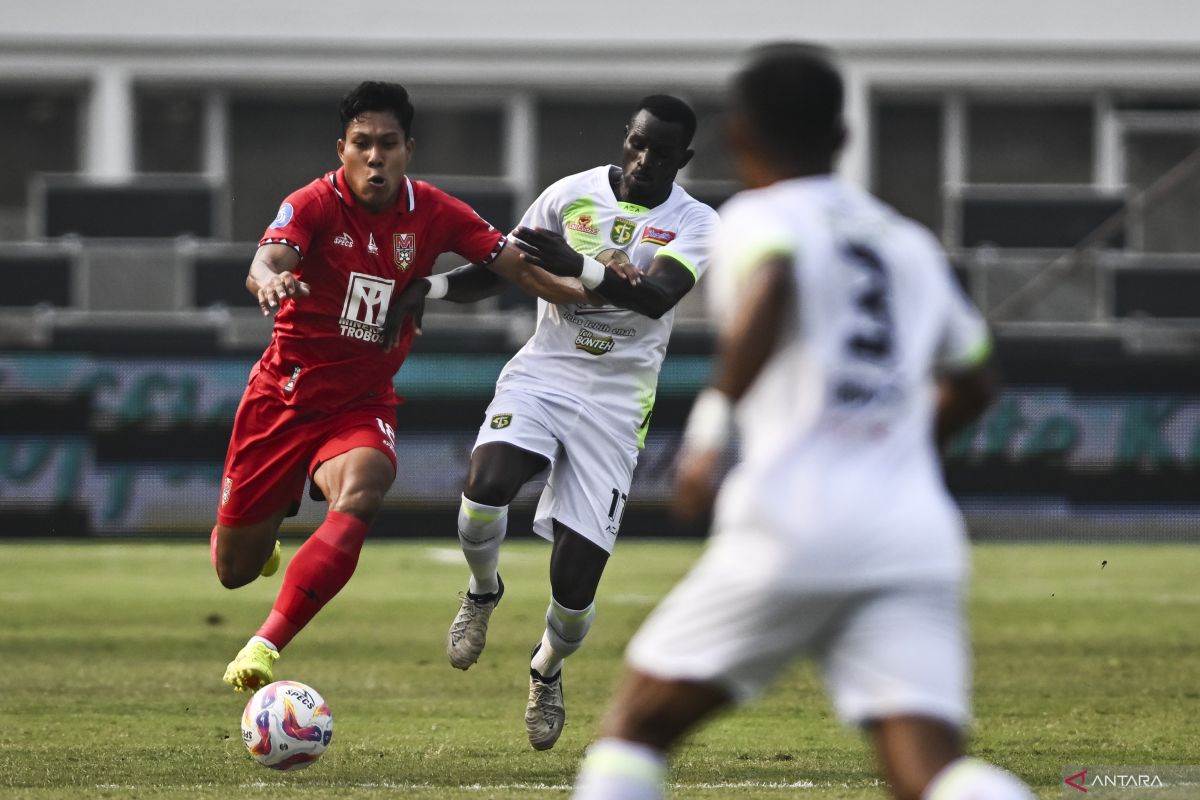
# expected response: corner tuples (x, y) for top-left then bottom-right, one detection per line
(610, 217), (636, 245)
(376, 417), (396, 451)
(566, 213), (600, 236)
(283, 366), (301, 393)
(575, 329), (615, 356)
(339, 272), (395, 344)
(270, 203), (294, 229)
(640, 226), (676, 246)
(368, 232), (379, 255)
(490, 413), (513, 429)
(393, 233), (416, 271)
(334, 232), (354, 248)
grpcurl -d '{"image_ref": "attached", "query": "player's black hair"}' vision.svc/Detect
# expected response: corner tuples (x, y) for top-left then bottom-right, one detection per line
(633, 94), (697, 148)
(339, 81), (415, 138)
(734, 43), (844, 158)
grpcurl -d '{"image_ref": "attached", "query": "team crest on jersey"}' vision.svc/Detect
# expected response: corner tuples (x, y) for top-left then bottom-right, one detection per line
(490, 413), (513, 429)
(566, 213), (600, 236)
(393, 233), (415, 271)
(610, 217), (636, 245)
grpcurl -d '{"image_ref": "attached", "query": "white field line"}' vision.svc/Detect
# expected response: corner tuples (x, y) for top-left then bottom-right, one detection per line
(423, 546), (543, 565)
(235, 780), (828, 790)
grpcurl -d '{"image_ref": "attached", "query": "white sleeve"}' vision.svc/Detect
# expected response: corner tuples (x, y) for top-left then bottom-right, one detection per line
(516, 184), (563, 234)
(706, 194), (798, 326)
(656, 205), (720, 282)
(935, 267), (991, 373)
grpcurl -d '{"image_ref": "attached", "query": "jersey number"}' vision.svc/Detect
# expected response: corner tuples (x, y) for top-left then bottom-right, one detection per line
(836, 242), (896, 405)
(607, 489), (628, 524)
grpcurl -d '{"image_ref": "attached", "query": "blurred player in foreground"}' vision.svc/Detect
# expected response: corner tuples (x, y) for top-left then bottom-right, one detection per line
(572, 45), (1034, 800)
(400, 95), (718, 750)
(216, 81), (590, 692)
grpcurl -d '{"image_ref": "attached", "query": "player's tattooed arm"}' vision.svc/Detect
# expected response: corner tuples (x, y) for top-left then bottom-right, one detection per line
(511, 226), (691, 318)
(247, 243), (310, 315)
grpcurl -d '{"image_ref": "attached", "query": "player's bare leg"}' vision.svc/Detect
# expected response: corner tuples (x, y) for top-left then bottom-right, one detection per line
(448, 442), (549, 669)
(869, 717), (1034, 800)
(225, 447), (394, 692)
(573, 670), (730, 798)
(526, 522), (608, 749)
(213, 506), (290, 589)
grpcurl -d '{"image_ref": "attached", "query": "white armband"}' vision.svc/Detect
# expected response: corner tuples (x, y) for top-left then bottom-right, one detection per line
(579, 256), (606, 290)
(424, 274), (449, 300)
(682, 388), (735, 450)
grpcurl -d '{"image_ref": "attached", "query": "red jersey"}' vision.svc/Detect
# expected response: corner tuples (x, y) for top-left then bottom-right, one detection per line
(255, 167), (505, 412)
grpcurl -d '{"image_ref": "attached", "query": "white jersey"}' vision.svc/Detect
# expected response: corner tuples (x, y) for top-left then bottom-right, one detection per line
(710, 175), (990, 586)
(496, 166), (719, 445)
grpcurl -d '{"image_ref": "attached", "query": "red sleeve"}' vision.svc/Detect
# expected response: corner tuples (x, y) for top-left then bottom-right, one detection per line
(432, 189), (507, 266)
(258, 178), (329, 257)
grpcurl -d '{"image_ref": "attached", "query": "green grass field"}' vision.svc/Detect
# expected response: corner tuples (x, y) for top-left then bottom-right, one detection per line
(3, 539), (1198, 799)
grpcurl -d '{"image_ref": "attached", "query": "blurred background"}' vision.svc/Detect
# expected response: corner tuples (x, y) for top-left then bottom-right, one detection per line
(2, 0), (1199, 540)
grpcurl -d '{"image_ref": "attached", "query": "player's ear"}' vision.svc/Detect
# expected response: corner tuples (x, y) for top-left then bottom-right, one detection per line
(336, 138), (346, 164)
(678, 148), (695, 171)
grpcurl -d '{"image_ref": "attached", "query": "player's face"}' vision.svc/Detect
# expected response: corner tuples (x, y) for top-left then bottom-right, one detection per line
(337, 111), (414, 213)
(618, 110), (694, 205)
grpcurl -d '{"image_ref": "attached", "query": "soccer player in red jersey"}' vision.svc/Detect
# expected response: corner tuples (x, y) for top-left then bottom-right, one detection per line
(217, 81), (593, 692)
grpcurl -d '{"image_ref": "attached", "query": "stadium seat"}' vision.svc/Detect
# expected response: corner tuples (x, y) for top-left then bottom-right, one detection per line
(34, 175), (223, 239)
(1113, 265), (1200, 319)
(0, 247), (73, 306)
(958, 190), (1125, 249)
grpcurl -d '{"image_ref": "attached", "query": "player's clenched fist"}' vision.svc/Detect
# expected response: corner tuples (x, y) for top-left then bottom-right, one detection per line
(258, 271), (311, 315)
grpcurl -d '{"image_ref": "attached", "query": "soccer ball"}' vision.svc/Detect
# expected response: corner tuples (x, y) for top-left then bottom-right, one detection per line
(240, 681), (334, 771)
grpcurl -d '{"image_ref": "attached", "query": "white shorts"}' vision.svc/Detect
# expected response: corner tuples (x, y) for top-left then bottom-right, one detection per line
(473, 387), (640, 554)
(626, 528), (970, 728)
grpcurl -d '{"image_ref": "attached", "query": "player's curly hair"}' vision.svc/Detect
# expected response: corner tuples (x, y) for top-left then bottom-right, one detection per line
(734, 43), (844, 158)
(340, 81), (415, 138)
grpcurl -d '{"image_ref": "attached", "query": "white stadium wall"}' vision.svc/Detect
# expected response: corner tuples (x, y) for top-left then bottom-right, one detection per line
(4, 0), (1200, 189)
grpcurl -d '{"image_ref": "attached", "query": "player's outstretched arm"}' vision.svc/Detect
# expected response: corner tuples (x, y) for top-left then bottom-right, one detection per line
(511, 226), (690, 318)
(673, 255), (793, 520)
(487, 242), (595, 306)
(246, 243), (309, 315)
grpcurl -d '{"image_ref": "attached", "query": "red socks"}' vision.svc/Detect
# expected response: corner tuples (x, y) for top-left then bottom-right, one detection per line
(255, 510), (369, 651)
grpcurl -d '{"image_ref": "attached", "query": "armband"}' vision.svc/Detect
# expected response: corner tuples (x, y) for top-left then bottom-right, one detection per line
(424, 274), (449, 300)
(579, 256), (606, 290)
(682, 388), (735, 450)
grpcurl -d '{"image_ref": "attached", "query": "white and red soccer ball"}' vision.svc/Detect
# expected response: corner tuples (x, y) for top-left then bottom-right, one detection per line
(241, 681), (334, 770)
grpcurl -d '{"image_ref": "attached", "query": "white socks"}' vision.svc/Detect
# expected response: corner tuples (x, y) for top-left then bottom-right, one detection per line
(457, 494), (508, 595)
(572, 738), (666, 800)
(532, 598), (595, 677)
(923, 758), (1035, 800)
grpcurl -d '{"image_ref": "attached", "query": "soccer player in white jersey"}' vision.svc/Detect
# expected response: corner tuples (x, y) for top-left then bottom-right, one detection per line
(392, 95), (718, 750)
(571, 46), (1035, 800)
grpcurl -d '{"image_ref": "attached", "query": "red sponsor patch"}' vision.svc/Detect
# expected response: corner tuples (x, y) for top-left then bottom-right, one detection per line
(640, 226), (676, 246)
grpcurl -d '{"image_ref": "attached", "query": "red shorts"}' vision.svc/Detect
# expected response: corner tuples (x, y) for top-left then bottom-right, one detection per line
(217, 378), (398, 527)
